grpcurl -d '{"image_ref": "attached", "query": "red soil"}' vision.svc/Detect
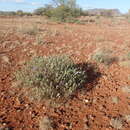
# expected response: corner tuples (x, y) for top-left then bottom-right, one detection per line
(0, 17), (130, 130)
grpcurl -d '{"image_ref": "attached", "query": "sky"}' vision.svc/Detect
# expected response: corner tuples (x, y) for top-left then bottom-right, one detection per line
(0, 0), (129, 13)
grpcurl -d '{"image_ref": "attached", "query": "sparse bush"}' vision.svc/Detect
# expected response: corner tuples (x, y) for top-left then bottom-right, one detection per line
(91, 49), (117, 65)
(34, 7), (46, 15)
(16, 10), (24, 16)
(65, 18), (86, 24)
(84, 9), (121, 17)
(35, 35), (45, 45)
(39, 116), (54, 130)
(34, 3), (83, 22)
(119, 61), (130, 68)
(127, 52), (130, 60)
(110, 117), (123, 129)
(15, 55), (87, 101)
(18, 24), (39, 35)
(47, 5), (82, 22)
(0, 11), (16, 16)
(0, 10), (32, 16)
(34, 5), (53, 16)
(51, 5), (73, 22)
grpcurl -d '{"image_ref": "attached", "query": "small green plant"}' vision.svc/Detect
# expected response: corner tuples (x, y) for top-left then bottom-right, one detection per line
(15, 55), (87, 101)
(35, 35), (46, 45)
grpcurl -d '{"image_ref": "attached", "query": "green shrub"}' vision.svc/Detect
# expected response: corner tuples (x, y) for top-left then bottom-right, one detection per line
(34, 7), (46, 15)
(52, 5), (73, 22)
(34, 5), (83, 22)
(15, 55), (87, 101)
(47, 5), (81, 22)
(34, 5), (53, 17)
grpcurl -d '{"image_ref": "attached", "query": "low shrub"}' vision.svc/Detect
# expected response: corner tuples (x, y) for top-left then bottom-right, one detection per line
(35, 35), (45, 45)
(64, 18), (86, 24)
(110, 118), (123, 129)
(18, 24), (39, 35)
(39, 116), (54, 130)
(119, 61), (130, 68)
(15, 55), (87, 101)
(127, 52), (130, 60)
(91, 49), (117, 65)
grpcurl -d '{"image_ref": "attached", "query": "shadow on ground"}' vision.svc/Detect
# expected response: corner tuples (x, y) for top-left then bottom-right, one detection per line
(70, 62), (102, 99)
(45, 62), (102, 130)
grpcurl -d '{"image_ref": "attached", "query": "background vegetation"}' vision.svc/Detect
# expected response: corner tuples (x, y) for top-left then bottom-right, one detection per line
(0, 0), (124, 22)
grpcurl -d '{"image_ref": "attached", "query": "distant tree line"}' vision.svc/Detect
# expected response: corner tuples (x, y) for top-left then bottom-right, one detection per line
(84, 9), (121, 17)
(33, 0), (83, 22)
(0, 10), (32, 16)
(0, 8), (123, 18)
(0, 0), (125, 20)
(124, 9), (130, 18)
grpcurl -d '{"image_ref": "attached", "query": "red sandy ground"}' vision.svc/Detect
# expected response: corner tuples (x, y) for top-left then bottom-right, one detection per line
(0, 16), (130, 130)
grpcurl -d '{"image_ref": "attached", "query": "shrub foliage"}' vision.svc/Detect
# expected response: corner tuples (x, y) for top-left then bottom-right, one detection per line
(15, 55), (87, 101)
(34, 2), (83, 22)
(91, 49), (117, 65)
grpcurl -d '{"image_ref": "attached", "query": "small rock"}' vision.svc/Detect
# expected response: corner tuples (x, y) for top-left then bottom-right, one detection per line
(2, 56), (10, 63)
(39, 116), (53, 130)
(29, 50), (37, 57)
(89, 115), (95, 120)
(122, 86), (130, 93)
(0, 123), (10, 130)
(18, 60), (26, 65)
(84, 123), (89, 129)
(99, 105), (103, 110)
(32, 42), (38, 45)
(128, 75), (130, 80)
(92, 98), (97, 104)
(124, 115), (130, 122)
(23, 48), (27, 52)
(11, 81), (22, 88)
(111, 96), (120, 104)
(127, 96), (130, 99)
(84, 99), (89, 103)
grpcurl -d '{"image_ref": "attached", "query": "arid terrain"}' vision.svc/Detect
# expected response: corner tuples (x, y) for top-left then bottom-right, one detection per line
(0, 16), (130, 130)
